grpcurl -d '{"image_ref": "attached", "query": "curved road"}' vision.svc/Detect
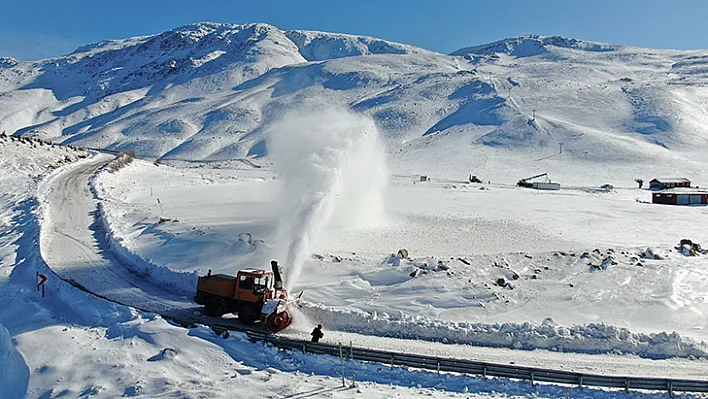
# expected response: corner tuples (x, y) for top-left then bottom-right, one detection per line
(38, 154), (239, 326)
(37, 155), (708, 381)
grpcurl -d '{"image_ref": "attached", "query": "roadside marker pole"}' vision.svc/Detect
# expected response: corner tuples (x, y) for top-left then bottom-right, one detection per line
(339, 342), (345, 387)
(350, 341), (356, 387)
(36, 272), (47, 298)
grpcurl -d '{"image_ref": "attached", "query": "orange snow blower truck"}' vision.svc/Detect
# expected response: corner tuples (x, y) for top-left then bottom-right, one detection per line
(194, 261), (301, 332)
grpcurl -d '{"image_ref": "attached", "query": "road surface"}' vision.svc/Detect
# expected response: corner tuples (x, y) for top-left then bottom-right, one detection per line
(38, 155), (232, 324)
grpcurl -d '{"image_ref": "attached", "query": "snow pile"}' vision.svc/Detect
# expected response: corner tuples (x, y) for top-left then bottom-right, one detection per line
(267, 106), (388, 288)
(0, 323), (29, 399)
(300, 302), (708, 360)
(82, 156), (204, 296)
(194, 327), (657, 399)
(93, 202), (199, 296)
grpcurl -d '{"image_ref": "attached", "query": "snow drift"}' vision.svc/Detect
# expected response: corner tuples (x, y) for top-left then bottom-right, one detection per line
(94, 202), (199, 297)
(300, 302), (708, 360)
(0, 323), (29, 399)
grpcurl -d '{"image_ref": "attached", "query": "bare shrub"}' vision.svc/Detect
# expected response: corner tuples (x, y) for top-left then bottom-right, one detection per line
(108, 150), (136, 173)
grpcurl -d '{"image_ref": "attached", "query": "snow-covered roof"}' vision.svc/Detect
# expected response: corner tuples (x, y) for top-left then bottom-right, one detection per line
(650, 178), (691, 183)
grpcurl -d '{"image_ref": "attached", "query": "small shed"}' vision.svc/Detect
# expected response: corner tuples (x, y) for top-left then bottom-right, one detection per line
(649, 178), (691, 190)
(652, 188), (708, 205)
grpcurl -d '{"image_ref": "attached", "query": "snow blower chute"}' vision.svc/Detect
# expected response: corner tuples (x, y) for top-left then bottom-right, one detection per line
(194, 260), (301, 332)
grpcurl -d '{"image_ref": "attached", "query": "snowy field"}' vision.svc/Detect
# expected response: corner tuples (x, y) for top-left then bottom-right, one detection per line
(5, 139), (696, 399)
(93, 144), (708, 357)
(2, 137), (641, 399)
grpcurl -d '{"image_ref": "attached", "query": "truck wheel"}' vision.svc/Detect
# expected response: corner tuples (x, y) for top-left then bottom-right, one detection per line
(238, 304), (259, 324)
(205, 296), (224, 317)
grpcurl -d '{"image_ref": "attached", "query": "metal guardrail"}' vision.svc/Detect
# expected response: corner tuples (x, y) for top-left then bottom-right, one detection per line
(61, 216), (708, 396)
(241, 331), (708, 395)
(56, 217), (708, 396)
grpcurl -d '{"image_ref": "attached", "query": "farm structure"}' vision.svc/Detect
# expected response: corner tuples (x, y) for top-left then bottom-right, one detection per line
(649, 178), (691, 190)
(652, 188), (708, 205)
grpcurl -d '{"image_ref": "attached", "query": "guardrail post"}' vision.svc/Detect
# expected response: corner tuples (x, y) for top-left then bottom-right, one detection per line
(483, 366), (487, 378)
(436, 360), (440, 374)
(578, 376), (583, 388)
(530, 372), (535, 386)
(624, 378), (629, 392)
(339, 342), (345, 387)
(349, 341), (357, 387)
(668, 381), (673, 398)
(390, 354), (394, 367)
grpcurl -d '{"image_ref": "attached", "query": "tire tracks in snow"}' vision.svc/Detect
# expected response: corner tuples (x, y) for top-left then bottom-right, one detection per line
(37, 155), (254, 329)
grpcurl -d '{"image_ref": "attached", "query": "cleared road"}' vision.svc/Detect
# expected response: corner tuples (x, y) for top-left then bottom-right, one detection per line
(39, 155), (224, 323)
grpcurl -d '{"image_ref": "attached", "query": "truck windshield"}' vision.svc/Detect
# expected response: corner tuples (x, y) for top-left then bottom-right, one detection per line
(253, 276), (268, 295)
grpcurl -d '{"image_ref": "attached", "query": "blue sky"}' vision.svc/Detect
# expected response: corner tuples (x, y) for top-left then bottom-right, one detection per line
(1, 0), (706, 60)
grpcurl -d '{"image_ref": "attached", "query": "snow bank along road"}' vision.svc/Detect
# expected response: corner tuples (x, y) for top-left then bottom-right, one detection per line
(36, 155), (708, 389)
(38, 154), (246, 329)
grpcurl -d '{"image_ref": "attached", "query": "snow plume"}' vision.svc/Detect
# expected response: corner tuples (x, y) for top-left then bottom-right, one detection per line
(267, 106), (388, 289)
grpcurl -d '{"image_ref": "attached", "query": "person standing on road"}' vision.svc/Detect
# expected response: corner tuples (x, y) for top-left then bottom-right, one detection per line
(311, 324), (324, 342)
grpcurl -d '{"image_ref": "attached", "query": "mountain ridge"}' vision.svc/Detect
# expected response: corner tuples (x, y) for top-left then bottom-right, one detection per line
(450, 34), (622, 58)
(1, 22), (708, 182)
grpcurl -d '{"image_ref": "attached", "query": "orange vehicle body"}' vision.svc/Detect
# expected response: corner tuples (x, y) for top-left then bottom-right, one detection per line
(194, 269), (289, 326)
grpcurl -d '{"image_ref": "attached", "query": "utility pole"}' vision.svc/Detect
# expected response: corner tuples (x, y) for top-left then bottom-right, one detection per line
(532, 110), (536, 121)
(559, 142), (564, 154)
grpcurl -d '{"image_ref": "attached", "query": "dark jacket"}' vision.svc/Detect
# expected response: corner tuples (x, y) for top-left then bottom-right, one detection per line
(311, 326), (324, 342)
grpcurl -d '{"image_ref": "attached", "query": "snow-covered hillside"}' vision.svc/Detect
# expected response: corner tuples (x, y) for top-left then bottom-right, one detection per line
(2, 26), (708, 183)
(450, 34), (621, 57)
(0, 22), (428, 148)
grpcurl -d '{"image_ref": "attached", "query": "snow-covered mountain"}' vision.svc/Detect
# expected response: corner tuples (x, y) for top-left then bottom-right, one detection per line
(450, 34), (621, 57)
(2, 25), (708, 179)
